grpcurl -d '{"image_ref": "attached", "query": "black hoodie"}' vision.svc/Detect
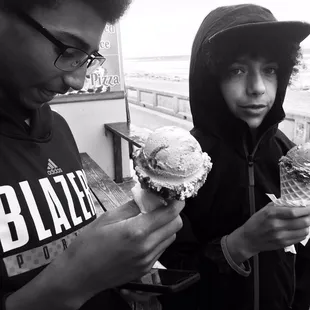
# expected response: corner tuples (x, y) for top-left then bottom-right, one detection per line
(0, 98), (132, 309)
(160, 5), (310, 310)
(0, 97), (133, 309)
(0, 96), (97, 298)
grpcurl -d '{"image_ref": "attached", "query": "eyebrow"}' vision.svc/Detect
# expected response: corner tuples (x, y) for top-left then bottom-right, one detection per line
(55, 30), (95, 53)
(232, 58), (278, 65)
(235, 55), (278, 63)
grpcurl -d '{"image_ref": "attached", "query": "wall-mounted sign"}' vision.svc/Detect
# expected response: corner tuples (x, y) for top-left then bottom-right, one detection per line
(62, 23), (123, 97)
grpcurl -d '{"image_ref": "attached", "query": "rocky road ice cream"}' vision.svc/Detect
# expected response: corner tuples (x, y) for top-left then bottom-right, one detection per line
(131, 126), (212, 213)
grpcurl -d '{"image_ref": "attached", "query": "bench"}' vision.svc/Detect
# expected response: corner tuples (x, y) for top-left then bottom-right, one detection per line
(80, 152), (130, 215)
(104, 122), (152, 183)
(81, 152), (162, 310)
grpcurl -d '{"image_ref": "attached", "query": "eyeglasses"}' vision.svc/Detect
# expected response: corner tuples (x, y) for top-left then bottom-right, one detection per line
(14, 10), (106, 75)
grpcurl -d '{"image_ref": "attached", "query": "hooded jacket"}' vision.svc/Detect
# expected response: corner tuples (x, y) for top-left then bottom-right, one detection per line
(160, 5), (310, 310)
(0, 97), (130, 309)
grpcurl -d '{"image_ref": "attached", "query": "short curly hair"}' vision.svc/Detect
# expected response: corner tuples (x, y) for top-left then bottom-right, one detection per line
(204, 34), (302, 83)
(0, 0), (131, 24)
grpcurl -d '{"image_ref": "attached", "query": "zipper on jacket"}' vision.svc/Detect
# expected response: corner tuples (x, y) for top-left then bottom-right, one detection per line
(289, 255), (296, 308)
(244, 124), (284, 310)
(244, 124), (279, 310)
(247, 155), (256, 214)
(246, 153), (260, 310)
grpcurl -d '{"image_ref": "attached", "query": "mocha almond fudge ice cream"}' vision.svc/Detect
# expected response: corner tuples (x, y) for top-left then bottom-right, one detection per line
(132, 126), (212, 213)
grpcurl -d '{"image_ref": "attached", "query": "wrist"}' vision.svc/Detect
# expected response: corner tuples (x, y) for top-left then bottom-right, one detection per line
(46, 257), (92, 309)
(221, 236), (251, 276)
(5, 260), (90, 310)
(5, 282), (84, 310)
(226, 226), (258, 265)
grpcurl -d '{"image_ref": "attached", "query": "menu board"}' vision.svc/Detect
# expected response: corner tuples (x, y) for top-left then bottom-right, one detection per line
(63, 23), (123, 97)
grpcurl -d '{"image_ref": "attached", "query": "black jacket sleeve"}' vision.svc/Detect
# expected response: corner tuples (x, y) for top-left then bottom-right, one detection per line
(160, 207), (249, 276)
(292, 242), (310, 310)
(160, 211), (201, 270)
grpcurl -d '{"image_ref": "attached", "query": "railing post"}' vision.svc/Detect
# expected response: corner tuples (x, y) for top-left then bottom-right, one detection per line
(173, 96), (179, 115)
(154, 92), (159, 108)
(294, 117), (308, 144)
(137, 88), (141, 105)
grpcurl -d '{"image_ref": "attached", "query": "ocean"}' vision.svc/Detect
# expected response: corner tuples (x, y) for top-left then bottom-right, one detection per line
(123, 50), (310, 89)
(123, 55), (191, 80)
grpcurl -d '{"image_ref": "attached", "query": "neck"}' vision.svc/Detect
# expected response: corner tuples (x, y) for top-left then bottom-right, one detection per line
(246, 128), (258, 153)
(250, 128), (257, 142)
(0, 86), (31, 120)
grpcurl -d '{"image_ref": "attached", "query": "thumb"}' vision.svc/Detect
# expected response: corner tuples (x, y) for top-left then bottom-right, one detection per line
(97, 200), (140, 226)
(119, 289), (161, 302)
(166, 199), (185, 213)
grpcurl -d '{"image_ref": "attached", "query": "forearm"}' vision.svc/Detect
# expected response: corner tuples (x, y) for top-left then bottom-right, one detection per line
(202, 225), (259, 277)
(5, 262), (90, 310)
(226, 226), (258, 265)
(292, 244), (310, 309)
(161, 210), (255, 276)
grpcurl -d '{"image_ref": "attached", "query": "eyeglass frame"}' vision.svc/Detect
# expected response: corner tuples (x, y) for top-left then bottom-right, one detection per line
(14, 10), (106, 72)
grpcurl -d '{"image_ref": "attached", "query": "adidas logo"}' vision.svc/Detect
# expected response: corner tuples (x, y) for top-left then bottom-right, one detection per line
(47, 159), (63, 176)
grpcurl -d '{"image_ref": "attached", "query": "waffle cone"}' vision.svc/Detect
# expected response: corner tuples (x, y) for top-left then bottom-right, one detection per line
(280, 165), (310, 204)
(131, 182), (167, 213)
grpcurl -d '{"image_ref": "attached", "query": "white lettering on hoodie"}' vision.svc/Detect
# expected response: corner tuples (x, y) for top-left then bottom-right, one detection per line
(0, 170), (95, 253)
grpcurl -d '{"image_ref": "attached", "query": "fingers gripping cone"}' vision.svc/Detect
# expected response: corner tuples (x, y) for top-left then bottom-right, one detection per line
(131, 182), (167, 213)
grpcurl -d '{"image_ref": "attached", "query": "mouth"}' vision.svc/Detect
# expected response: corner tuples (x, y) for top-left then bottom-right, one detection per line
(240, 105), (267, 110)
(239, 104), (268, 117)
(41, 89), (57, 97)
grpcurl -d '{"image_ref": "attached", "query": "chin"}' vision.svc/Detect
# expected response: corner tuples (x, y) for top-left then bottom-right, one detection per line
(245, 119), (263, 130)
(23, 93), (55, 110)
(23, 99), (45, 110)
(20, 87), (57, 110)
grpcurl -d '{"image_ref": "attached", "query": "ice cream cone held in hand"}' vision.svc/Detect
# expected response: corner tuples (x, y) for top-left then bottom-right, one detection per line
(277, 142), (310, 251)
(279, 142), (310, 206)
(131, 126), (213, 213)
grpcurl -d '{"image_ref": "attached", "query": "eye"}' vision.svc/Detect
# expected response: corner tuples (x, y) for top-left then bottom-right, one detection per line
(71, 59), (83, 68)
(264, 68), (276, 74)
(228, 67), (245, 76)
(264, 64), (278, 75)
(61, 49), (77, 59)
(61, 48), (87, 62)
(230, 68), (243, 75)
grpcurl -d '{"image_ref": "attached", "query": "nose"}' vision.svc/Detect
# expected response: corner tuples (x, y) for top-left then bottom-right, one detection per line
(246, 72), (266, 96)
(63, 65), (87, 90)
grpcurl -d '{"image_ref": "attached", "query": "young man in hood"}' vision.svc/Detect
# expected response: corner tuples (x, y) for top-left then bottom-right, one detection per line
(160, 4), (310, 310)
(0, 1), (185, 309)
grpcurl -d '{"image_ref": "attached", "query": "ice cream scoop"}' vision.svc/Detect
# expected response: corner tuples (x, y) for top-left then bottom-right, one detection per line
(132, 126), (212, 212)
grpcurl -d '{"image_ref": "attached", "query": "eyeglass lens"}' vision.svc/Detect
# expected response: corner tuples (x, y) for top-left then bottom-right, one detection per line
(55, 48), (105, 74)
(86, 58), (105, 75)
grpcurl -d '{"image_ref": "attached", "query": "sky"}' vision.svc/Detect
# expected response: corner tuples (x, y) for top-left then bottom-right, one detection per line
(119, 0), (310, 58)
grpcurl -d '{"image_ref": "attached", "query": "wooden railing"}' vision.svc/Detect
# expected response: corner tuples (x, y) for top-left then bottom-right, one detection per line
(279, 111), (310, 144)
(127, 85), (310, 144)
(127, 86), (192, 122)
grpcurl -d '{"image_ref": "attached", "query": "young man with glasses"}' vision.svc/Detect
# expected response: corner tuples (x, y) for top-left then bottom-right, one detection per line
(0, 1), (185, 310)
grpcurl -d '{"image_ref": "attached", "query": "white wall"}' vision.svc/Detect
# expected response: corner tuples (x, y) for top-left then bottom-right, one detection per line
(51, 98), (131, 180)
(279, 118), (295, 141)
